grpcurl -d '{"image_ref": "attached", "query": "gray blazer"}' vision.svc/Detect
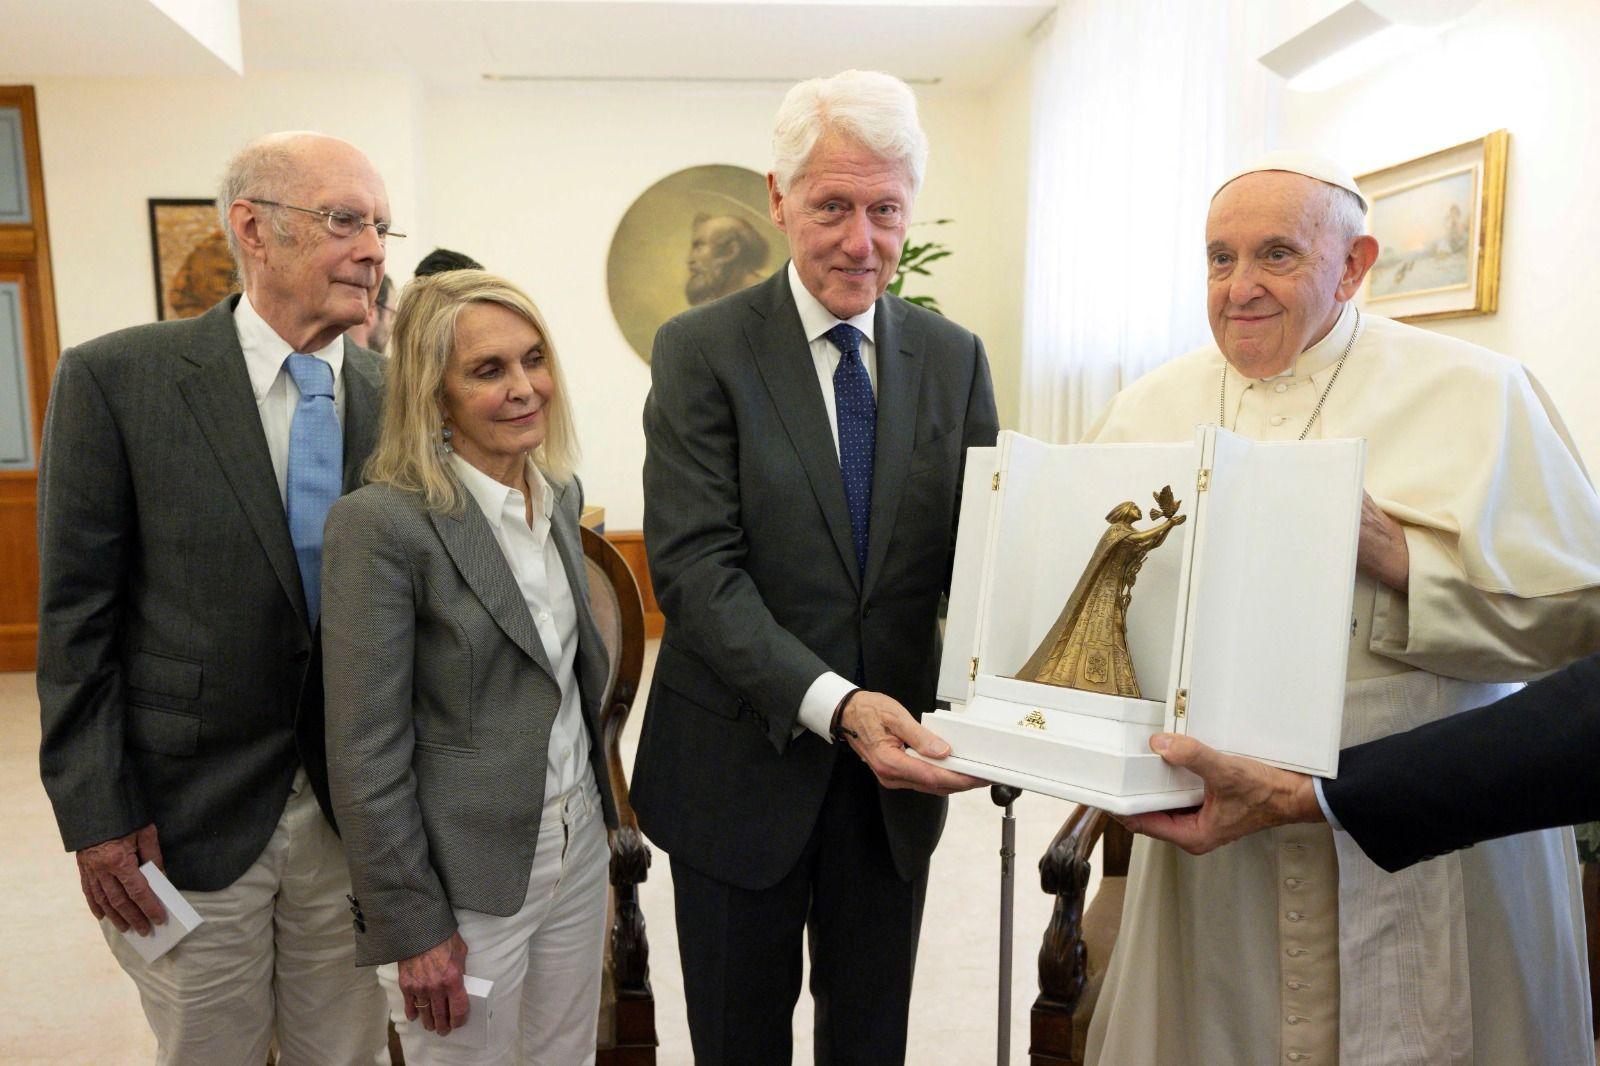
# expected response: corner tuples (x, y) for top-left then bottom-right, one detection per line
(36, 295), (384, 891)
(631, 267), (999, 891)
(322, 474), (618, 966)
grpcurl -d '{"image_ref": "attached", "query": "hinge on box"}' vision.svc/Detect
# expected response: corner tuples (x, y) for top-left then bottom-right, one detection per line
(1174, 688), (1189, 718)
(991, 471), (1001, 491)
(969, 657), (979, 681)
(1196, 469), (1210, 492)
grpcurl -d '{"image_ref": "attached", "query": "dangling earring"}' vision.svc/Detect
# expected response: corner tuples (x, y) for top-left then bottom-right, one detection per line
(437, 424), (454, 456)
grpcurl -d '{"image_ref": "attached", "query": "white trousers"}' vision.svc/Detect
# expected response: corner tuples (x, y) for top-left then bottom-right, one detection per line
(104, 768), (390, 1066)
(379, 778), (609, 1066)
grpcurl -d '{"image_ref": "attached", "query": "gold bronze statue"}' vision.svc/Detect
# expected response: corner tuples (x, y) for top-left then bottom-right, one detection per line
(1016, 486), (1187, 698)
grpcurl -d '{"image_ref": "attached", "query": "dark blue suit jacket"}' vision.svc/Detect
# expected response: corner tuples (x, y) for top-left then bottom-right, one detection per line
(1325, 653), (1600, 871)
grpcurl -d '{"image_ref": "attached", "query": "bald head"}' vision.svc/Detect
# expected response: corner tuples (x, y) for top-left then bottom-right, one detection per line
(218, 131), (391, 353)
(216, 133), (382, 267)
(1204, 170), (1379, 377)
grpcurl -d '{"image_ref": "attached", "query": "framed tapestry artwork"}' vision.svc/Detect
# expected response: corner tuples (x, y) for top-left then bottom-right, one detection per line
(605, 164), (785, 363)
(1355, 129), (1508, 322)
(149, 198), (238, 321)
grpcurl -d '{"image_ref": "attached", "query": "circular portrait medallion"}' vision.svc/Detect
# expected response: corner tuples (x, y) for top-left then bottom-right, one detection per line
(606, 164), (785, 363)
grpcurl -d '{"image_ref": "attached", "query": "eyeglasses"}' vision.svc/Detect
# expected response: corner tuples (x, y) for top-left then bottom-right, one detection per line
(248, 199), (406, 242)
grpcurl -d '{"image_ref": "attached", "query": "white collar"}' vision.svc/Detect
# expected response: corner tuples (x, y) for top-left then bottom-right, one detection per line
(787, 261), (877, 347)
(234, 292), (345, 402)
(1263, 302), (1358, 382)
(449, 452), (553, 534)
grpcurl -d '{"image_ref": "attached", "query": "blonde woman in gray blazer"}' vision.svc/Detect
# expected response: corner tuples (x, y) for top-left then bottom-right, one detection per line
(322, 270), (617, 1064)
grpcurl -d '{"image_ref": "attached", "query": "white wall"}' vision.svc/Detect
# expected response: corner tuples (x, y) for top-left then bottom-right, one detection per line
(1274, 0), (1600, 467)
(29, 71), (1028, 530)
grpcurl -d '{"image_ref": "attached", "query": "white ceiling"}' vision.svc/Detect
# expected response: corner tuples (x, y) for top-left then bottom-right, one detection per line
(0, 0), (241, 77)
(1, 0), (1051, 91)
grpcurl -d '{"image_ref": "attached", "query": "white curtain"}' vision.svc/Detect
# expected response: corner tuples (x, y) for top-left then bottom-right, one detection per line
(1022, 0), (1276, 442)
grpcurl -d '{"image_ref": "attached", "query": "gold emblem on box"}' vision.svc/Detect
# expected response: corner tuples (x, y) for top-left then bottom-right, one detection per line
(1015, 485), (1186, 698)
(1018, 709), (1048, 731)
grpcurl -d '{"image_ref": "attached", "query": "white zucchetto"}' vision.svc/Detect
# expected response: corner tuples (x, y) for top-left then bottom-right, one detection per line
(1214, 150), (1368, 211)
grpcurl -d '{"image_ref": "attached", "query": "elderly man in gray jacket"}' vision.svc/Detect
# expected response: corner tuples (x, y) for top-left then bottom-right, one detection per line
(36, 132), (392, 1064)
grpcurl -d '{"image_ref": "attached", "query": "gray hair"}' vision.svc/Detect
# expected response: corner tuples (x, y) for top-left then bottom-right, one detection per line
(771, 70), (928, 195)
(1321, 184), (1367, 243)
(216, 135), (300, 268)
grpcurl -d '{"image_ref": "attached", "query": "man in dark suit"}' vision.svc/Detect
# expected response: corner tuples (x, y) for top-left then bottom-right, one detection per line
(632, 70), (999, 1064)
(1119, 652), (1600, 872)
(36, 132), (393, 1064)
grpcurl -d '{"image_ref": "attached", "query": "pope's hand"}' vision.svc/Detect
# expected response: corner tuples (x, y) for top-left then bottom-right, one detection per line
(76, 823), (167, 934)
(1356, 492), (1409, 593)
(838, 690), (988, 796)
(1115, 734), (1323, 853)
(399, 932), (470, 1035)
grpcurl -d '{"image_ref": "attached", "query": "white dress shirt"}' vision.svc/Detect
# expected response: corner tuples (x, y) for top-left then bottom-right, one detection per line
(786, 262), (880, 740)
(234, 293), (346, 506)
(450, 453), (591, 801)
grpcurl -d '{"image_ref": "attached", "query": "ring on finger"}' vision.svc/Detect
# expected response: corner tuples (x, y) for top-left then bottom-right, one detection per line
(414, 998), (430, 1008)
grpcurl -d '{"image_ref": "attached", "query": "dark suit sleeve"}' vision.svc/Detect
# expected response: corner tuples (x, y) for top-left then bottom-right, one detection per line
(1324, 652), (1600, 872)
(36, 348), (151, 852)
(322, 492), (455, 964)
(642, 318), (834, 747)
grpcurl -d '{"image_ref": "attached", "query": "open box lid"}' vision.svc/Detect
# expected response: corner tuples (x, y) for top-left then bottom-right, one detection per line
(938, 427), (1365, 778)
(1167, 427), (1365, 775)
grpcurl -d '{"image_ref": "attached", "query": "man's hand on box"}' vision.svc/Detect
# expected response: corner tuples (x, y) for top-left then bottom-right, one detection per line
(1115, 733), (1322, 853)
(838, 690), (988, 796)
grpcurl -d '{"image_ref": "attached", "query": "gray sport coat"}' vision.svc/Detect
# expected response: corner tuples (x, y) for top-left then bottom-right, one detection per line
(631, 266), (999, 890)
(36, 295), (384, 891)
(321, 475), (619, 966)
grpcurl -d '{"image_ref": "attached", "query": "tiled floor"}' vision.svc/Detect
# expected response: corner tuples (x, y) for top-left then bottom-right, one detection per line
(0, 648), (1088, 1065)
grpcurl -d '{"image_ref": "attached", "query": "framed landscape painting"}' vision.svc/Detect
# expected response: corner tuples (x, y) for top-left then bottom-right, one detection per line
(149, 198), (238, 320)
(1355, 130), (1507, 322)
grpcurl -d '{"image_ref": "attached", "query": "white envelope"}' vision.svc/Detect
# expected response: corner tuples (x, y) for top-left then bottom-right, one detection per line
(444, 975), (494, 1050)
(118, 861), (204, 963)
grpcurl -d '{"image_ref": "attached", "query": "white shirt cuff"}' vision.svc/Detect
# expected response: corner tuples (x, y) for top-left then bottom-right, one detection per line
(797, 671), (857, 742)
(1312, 777), (1344, 832)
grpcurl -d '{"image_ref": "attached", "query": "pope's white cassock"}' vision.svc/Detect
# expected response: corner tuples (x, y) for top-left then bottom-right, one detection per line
(1083, 303), (1600, 1066)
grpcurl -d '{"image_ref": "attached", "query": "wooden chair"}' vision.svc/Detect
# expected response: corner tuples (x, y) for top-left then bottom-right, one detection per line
(1586, 861), (1599, 1034)
(1028, 808), (1131, 1066)
(582, 526), (658, 1064)
(381, 528), (657, 1066)
(1027, 814), (1600, 1066)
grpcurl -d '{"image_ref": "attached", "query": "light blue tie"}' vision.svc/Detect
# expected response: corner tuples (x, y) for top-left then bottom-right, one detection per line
(826, 323), (875, 578)
(285, 354), (342, 624)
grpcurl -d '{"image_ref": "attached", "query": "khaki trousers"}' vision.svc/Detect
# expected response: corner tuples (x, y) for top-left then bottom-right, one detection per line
(105, 769), (389, 1066)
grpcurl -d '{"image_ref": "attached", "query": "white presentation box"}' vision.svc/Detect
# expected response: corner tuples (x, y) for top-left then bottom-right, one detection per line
(915, 427), (1366, 814)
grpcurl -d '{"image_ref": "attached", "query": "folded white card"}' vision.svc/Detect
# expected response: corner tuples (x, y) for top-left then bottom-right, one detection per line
(449, 975), (494, 1050)
(119, 861), (204, 963)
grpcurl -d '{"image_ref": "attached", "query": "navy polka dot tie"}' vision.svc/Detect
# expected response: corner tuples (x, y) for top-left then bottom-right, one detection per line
(826, 323), (874, 578)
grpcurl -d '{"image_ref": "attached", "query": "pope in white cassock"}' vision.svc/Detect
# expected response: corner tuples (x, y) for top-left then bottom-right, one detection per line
(1083, 152), (1600, 1066)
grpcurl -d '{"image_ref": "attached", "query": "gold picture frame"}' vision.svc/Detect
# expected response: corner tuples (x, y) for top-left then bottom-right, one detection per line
(148, 198), (238, 321)
(1355, 129), (1507, 322)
